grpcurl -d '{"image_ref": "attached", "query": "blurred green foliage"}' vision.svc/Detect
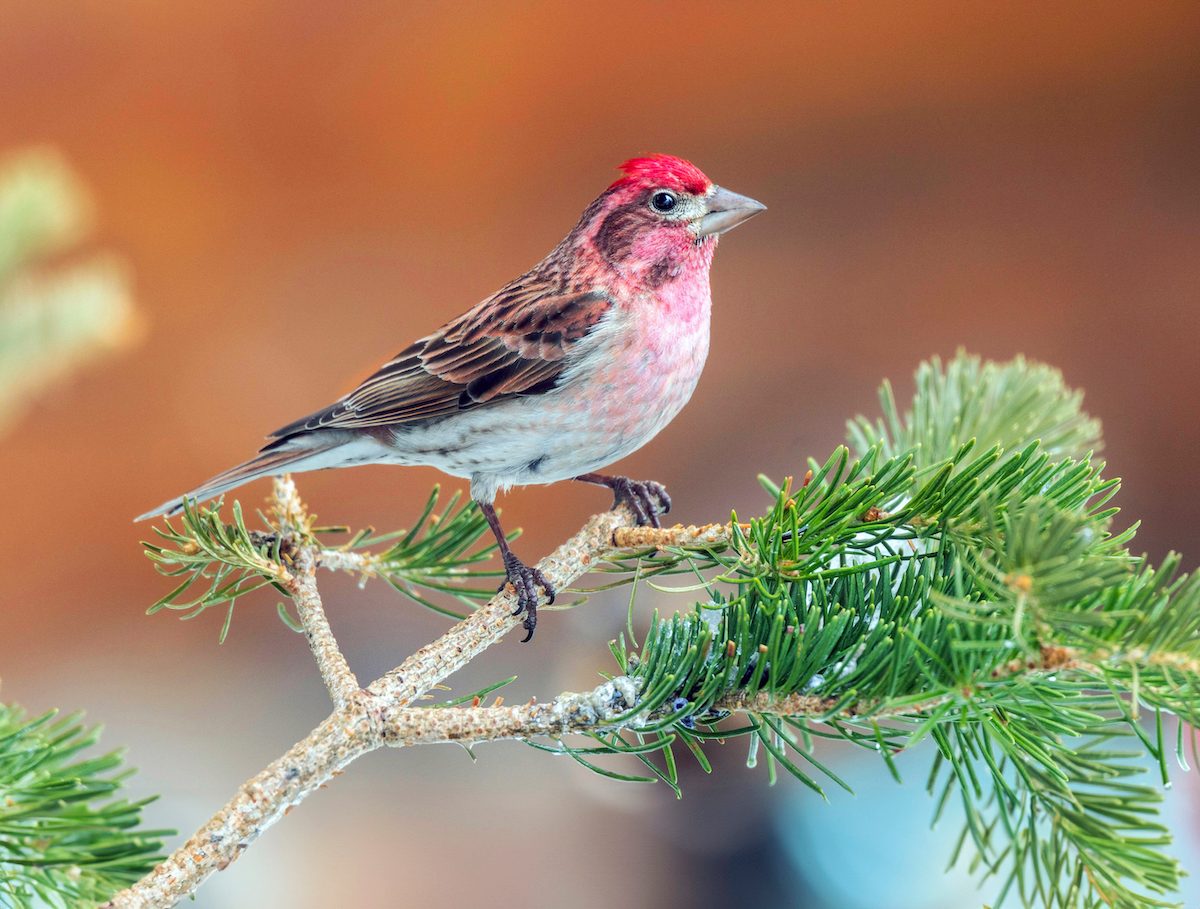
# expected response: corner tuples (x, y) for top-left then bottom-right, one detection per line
(0, 147), (140, 433)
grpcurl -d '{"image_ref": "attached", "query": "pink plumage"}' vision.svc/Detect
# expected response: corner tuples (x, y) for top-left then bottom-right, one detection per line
(139, 155), (765, 639)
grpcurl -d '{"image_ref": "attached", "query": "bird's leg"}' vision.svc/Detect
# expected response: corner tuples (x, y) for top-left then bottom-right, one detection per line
(479, 501), (555, 642)
(574, 473), (672, 529)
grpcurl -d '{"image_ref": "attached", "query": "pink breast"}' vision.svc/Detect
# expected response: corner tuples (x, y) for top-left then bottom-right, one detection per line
(590, 278), (712, 444)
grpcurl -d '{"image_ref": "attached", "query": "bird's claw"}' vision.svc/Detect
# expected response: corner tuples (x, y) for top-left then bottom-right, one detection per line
(498, 553), (555, 642)
(609, 477), (672, 528)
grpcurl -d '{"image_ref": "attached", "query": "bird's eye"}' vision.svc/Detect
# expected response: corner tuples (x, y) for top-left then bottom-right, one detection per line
(650, 191), (678, 213)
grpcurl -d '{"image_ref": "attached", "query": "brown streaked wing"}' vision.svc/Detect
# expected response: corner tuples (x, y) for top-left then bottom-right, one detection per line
(264, 287), (613, 442)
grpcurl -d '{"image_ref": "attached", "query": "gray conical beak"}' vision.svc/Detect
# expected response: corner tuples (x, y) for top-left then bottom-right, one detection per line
(697, 185), (767, 237)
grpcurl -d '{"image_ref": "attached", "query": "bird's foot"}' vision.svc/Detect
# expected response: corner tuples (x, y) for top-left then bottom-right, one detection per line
(498, 552), (555, 642)
(607, 476), (672, 528)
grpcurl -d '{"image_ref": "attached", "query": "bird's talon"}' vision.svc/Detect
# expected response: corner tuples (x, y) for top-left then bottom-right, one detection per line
(519, 615), (536, 644)
(609, 477), (671, 528)
(500, 555), (555, 640)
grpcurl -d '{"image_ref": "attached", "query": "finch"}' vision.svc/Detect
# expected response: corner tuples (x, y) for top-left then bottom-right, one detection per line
(139, 154), (765, 640)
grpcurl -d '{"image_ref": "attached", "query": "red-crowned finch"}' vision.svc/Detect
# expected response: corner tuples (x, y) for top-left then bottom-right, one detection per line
(139, 155), (765, 639)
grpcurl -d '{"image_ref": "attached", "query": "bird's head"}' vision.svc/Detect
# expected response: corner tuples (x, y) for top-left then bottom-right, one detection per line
(574, 154), (765, 285)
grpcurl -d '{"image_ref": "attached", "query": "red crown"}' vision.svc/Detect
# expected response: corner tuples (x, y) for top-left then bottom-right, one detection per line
(610, 154), (711, 195)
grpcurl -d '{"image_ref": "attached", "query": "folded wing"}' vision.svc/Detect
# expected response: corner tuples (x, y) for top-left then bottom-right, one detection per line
(266, 284), (613, 443)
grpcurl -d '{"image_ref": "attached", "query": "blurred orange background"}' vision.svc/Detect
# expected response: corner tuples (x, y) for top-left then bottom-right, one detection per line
(2, 3), (1199, 907)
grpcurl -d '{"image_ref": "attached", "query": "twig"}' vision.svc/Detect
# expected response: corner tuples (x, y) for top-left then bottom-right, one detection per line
(286, 546), (360, 709)
(269, 477), (361, 707)
(377, 676), (644, 746)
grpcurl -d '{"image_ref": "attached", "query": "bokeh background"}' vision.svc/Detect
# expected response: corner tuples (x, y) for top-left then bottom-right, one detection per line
(2, 2), (1199, 906)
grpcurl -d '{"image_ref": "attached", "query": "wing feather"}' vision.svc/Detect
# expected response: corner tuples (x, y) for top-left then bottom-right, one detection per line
(266, 285), (612, 442)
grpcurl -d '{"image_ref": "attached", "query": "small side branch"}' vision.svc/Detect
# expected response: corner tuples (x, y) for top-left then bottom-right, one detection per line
(287, 547), (360, 709)
(272, 477), (360, 706)
(376, 676), (644, 747)
(611, 521), (740, 549)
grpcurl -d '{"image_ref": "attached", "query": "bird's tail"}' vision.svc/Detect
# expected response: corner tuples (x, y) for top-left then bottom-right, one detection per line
(135, 439), (341, 521)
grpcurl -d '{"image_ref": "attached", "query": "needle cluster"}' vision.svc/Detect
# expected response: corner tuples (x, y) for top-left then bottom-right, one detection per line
(598, 356), (1200, 909)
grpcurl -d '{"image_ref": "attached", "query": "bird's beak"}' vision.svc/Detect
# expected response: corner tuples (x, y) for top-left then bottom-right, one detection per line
(696, 185), (767, 237)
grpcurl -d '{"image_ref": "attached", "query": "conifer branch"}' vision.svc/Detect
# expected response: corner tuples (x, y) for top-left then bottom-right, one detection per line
(0, 704), (169, 907)
(112, 353), (1200, 909)
(368, 638), (1198, 746)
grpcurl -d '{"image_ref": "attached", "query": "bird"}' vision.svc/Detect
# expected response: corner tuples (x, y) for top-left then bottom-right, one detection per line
(138, 154), (765, 640)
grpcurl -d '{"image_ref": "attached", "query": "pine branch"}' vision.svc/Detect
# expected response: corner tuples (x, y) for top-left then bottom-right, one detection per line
(0, 705), (169, 908)
(116, 352), (1199, 909)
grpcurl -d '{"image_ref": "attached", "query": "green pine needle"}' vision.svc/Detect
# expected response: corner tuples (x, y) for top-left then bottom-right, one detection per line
(143, 484), (501, 635)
